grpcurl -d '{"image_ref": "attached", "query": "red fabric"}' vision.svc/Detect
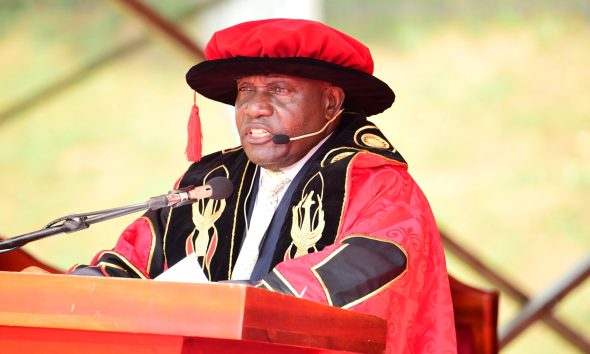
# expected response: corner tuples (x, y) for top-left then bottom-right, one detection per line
(186, 92), (203, 162)
(95, 217), (155, 278)
(271, 153), (457, 353)
(205, 18), (374, 74)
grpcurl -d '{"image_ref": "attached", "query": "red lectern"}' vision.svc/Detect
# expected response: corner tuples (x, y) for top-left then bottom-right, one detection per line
(0, 272), (386, 353)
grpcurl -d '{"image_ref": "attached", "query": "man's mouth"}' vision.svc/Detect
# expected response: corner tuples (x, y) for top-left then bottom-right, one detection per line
(249, 128), (271, 138)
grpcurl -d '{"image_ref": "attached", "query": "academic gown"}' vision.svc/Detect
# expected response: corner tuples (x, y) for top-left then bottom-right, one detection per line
(70, 113), (457, 353)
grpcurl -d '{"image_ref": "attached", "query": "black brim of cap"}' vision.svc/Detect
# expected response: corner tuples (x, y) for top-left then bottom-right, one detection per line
(186, 57), (395, 117)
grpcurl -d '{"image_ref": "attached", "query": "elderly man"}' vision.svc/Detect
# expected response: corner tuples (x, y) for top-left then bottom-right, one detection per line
(70, 19), (457, 353)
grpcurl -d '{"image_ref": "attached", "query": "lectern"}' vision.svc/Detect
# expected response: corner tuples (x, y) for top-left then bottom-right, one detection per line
(0, 272), (386, 353)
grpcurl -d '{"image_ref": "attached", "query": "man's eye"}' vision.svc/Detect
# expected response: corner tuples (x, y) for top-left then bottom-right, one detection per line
(271, 86), (289, 93)
(238, 86), (254, 92)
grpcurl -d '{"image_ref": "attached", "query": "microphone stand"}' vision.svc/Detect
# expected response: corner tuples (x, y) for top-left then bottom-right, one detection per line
(0, 179), (232, 254)
(0, 183), (203, 254)
(0, 201), (152, 254)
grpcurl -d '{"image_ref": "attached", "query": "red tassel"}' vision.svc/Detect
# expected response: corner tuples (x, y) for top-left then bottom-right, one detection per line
(185, 91), (203, 162)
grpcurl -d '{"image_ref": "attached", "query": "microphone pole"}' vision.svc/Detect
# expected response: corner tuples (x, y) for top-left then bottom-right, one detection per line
(0, 201), (151, 254)
(0, 177), (233, 253)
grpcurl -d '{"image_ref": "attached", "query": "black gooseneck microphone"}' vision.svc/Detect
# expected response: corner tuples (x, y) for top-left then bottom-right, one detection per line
(148, 176), (233, 209)
(272, 109), (343, 144)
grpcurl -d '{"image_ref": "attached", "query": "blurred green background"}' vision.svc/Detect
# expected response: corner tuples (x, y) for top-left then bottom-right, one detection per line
(0, 1), (588, 353)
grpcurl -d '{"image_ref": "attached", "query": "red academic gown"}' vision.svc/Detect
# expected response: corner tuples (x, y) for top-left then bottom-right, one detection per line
(70, 116), (457, 353)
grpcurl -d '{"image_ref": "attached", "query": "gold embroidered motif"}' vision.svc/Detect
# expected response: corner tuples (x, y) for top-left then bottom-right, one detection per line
(360, 133), (390, 149)
(192, 198), (226, 258)
(189, 168), (230, 278)
(330, 151), (355, 164)
(353, 125), (376, 145)
(353, 125), (396, 152)
(289, 173), (326, 258)
(321, 147), (360, 167)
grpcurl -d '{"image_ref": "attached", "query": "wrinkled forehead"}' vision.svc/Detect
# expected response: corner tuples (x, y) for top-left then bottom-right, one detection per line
(235, 73), (335, 88)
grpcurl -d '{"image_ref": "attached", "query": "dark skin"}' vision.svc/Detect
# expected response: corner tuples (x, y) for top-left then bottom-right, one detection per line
(235, 74), (345, 171)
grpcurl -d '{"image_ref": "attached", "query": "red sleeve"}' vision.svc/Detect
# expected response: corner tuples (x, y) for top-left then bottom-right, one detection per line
(67, 216), (158, 278)
(260, 152), (456, 353)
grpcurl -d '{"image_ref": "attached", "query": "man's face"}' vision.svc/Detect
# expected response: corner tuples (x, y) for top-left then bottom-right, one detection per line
(235, 74), (342, 170)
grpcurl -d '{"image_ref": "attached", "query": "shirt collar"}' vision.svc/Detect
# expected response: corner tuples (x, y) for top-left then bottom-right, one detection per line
(262, 133), (331, 181)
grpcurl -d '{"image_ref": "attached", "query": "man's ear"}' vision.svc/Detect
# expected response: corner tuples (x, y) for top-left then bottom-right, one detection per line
(324, 86), (345, 120)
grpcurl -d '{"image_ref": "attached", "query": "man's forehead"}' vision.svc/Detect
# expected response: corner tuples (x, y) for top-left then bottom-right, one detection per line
(235, 74), (332, 86)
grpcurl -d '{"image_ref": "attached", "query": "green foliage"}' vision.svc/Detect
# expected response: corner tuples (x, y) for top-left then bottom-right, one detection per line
(325, 0), (589, 49)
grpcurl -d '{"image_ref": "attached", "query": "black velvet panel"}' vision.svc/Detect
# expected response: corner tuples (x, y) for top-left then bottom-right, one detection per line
(314, 236), (407, 308)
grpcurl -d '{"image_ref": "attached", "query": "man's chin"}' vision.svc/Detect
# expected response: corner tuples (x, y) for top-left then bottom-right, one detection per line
(243, 148), (283, 169)
(250, 159), (282, 170)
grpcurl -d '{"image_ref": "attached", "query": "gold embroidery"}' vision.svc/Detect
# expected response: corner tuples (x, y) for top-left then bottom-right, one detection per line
(191, 199), (226, 257)
(188, 167), (230, 277)
(352, 125), (376, 145)
(360, 133), (390, 149)
(320, 146), (361, 167)
(330, 151), (355, 164)
(290, 191), (325, 258)
(288, 173), (326, 259)
(353, 125), (396, 153)
(204, 165), (230, 182)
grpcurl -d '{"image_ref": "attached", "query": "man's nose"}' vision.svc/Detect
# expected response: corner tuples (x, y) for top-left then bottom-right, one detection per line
(243, 91), (273, 118)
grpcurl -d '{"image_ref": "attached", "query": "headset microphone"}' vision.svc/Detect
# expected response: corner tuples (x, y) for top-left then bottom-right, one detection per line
(271, 109), (343, 145)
